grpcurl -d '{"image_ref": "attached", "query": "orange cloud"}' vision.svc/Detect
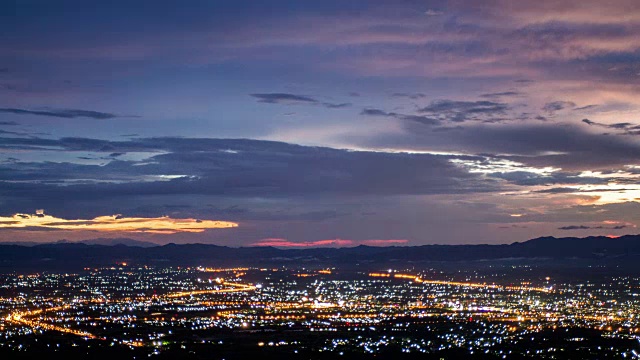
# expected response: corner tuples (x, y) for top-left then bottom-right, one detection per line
(251, 238), (408, 248)
(0, 212), (238, 234)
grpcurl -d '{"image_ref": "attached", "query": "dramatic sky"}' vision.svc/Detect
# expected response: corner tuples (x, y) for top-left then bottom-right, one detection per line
(2, 0), (640, 246)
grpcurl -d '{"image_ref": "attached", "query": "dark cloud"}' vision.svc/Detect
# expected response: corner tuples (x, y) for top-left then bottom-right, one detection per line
(418, 100), (509, 123)
(0, 121), (18, 126)
(114, 203), (345, 223)
(0, 136), (497, 218)
(581, 118), (597, 126)
(535, 187), (639, 194)
(574, 105), (598, 111)
(391, 93), (426, 100)
(512, 21), (631, 54)
(361, 108), (389, 117)
(582, 118), (640, 133)
(479, 91), (523, 99)
(558, 225), (590, 230)
(0, 128), (43, 137)
(360, 108), (440, 126)
(250, 93), (350, 109)
(322, 102), (351, 109)
(534, 187), (578, 194)
(360, 123), (640, 170)
(542, 101), (576, 115)
(0, 129), (20, 136)
(399, 114), (442, 126)
(251, 93), (317, 104)
(489, 171), (607, 187)
(481, 124), (640, 169)
(0, 108), (122, 120)
(558, 224), (628, 230)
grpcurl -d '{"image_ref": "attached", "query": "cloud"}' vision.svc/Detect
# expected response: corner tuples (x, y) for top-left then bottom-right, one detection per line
(360, 108), (440, 126)
(8, 0), (640, 87)
(488, 171), (607, 187)
(0, 129), (28, 137)
(250, 93), (350, 109)
(535, 187), (640, 194)
(391, 92), (427, 100)
(361, 108), (389, 117)
(574, 105), (598, 111)
(418, 100), (509, 123)
(0, 108), (122, 120)
(542, 101), (576, 115)
(250, 238), (408, 247)
(557, 225), (590, 230)
(0, 121), (18, 126)
(251, 93), (317, 104)
(514, 201), (640, 227)
(360, 123), (640, 170)
(581, 118), (640, 133)
(0, 212), (237, 234)
(0, 136), (497, 219)
(558, 224), (628, 230)
(479, 91), (523, 99)
(322, 102), (351, 109)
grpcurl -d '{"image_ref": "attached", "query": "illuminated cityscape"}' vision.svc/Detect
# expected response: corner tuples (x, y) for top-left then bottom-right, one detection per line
(1, 263), (639, 359)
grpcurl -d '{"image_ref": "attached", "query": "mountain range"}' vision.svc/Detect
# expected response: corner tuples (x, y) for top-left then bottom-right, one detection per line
(1, 235), (640, 272)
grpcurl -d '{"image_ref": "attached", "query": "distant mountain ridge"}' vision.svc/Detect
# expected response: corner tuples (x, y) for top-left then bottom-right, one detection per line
(0, 238), (157, 248)
(1, 235), (639, 271)
(60, 238), (158, 247)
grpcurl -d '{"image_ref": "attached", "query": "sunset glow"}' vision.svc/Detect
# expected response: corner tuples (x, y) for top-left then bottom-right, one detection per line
(251, 238), (409, 247)
(0, 213), (238, 234)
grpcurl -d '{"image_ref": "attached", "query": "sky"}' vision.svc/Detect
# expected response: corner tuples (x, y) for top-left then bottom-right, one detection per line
(2, 0), (640, 246)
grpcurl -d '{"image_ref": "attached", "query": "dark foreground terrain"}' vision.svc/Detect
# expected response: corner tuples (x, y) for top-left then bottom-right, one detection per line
(0, 327), (637, 360)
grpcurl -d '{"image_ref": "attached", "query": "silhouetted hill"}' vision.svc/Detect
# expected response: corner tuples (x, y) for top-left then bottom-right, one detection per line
(63, 238), (158, 247)
(1, 235), (639, 272)
(0, 238), (157, 247)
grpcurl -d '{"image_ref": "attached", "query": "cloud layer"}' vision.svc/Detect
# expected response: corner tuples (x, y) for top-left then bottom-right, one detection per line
(0, 108), (122, 119)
